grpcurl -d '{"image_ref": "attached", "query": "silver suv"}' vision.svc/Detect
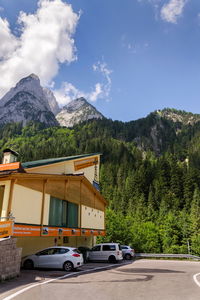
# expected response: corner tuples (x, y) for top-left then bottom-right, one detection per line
(121, 245), (135, 260)
(88, 243), (123, 263)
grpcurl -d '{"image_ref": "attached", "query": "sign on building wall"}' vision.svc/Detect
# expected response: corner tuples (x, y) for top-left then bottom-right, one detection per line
(13, 224), (105, 237)
(74, 156), (99, 171)
(0, 221), (13, 238)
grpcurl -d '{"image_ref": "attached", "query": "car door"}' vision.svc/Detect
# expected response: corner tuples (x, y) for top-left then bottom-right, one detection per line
(37, 248), (56, 268)
(102, 244), (116, 260)
(89, 245), (101, 260)
(51, 248), (70, 268)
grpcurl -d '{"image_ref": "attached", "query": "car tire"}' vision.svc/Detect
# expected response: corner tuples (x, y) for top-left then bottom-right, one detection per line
(125, 253), (132, 260)
(63, 261), (74, 272)
(108, 255), (117, 263)
(23, 259), (34, 270)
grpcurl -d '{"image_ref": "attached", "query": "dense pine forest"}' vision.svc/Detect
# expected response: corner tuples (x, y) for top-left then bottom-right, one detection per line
(0, 109), (200, 255)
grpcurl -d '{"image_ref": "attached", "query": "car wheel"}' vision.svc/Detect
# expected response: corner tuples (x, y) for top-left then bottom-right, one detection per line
(108, 255), (117, 263)
(63, 261), (74, 272)
(125, 253), (132, 260)
(23, 259), (34, 270)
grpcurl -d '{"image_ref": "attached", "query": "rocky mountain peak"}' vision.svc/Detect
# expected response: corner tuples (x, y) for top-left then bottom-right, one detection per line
(0, 74), (58, 127)
(56, 97), (104, 127)
(64, 97), (87, 112)
(155, 108), (200, 125)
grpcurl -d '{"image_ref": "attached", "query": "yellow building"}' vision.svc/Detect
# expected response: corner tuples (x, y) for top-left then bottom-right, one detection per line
(0, 150), (106, 256)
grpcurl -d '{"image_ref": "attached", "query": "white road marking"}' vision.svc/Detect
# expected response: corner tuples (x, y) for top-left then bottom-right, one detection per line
(2, 264), (117, 300)
(193, 273), (200, 288)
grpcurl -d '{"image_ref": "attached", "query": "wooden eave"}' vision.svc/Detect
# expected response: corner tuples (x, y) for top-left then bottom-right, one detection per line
(0, 172), (107, 206)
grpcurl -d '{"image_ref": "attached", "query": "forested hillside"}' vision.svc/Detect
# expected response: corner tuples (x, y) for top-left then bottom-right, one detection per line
(0, 109), (200, 255)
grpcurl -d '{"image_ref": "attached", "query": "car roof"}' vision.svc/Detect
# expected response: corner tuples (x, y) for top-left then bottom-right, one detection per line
(95, 243), (119, 246)
(38, 246), (76, 251)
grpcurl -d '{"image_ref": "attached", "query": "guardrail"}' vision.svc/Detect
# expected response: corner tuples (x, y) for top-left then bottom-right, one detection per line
(135, 253), (200, 260)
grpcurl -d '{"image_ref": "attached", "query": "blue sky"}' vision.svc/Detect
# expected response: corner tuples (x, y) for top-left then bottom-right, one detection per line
(0, 0), (200, 121)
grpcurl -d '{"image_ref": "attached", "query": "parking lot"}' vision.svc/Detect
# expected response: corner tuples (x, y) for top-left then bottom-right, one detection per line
(0, 260), (133, 300)
(1, 259), (200, 300)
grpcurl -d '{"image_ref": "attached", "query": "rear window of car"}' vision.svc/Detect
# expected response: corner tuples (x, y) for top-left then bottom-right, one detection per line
(102, 245), (116, 251)
(73, 249), (81, 254)
(121, 246), (128, 250)
(58, 248), (69, 254)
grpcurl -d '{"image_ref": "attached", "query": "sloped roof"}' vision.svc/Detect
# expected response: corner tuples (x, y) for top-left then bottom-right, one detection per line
(22, 153), (101, 169)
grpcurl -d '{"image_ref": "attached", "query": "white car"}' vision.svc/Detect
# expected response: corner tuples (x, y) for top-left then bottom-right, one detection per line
(88, 243), (123, 263)
(22, 246), (83, 271)
(121, 245), (135, 260)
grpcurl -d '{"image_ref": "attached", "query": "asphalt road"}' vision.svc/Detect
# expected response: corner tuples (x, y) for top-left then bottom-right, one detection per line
(1, 259), (200, 300)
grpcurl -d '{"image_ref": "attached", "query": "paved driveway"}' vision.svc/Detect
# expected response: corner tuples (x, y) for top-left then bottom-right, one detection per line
(0, 260), (131, 299)
(1, 259), (200, 300)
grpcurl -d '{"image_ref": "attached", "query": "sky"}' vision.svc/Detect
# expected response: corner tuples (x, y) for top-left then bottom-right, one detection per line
(0, 0), (200, 122)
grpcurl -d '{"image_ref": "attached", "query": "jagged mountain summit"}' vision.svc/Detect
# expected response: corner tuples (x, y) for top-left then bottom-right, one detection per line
(0, 74), (59, 127)
(56, 97), (104, 127)
(156, 108), (200, 125)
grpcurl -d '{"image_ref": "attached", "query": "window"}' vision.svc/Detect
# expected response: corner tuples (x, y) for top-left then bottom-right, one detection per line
(102, 245), (116, 251)
(91, 245), (101, 251)
(49, 197), (78, 228)
(57, 248), (69, 254)
(121, 246), (128, 250)
(37, 249), (51, 256)
(49, 197), (63, 226)
(67, 202), (78, 228)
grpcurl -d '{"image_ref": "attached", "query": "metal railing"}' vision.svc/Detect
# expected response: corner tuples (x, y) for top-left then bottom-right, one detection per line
(135, 253), (200, 260)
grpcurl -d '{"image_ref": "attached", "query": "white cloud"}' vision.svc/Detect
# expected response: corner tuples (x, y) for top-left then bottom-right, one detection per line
(54, 61), (112, 106)
(0, 0), (79, 98)
(92, 61), (112, 98)
(161, 0), (188, 23)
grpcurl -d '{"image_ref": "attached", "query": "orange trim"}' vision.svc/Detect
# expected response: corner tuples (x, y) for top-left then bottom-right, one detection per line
(13, 224), (40, 237)
(0, 162), (21, 171)
(74, 156), (98, 171)
(0, 221), (13, 238)
(13, 224), (105, 237)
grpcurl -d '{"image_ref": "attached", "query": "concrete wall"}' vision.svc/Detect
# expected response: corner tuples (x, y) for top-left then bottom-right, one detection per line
(0, 238), (21, 281)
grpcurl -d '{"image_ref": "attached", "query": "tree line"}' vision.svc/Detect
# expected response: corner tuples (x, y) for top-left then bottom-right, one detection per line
(0, 117), (199, 255)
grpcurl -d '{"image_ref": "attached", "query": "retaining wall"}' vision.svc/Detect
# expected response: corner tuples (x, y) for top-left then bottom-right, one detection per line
(0, 237), (22, 281)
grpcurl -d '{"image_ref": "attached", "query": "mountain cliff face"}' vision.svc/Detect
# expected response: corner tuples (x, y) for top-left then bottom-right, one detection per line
(156, 108), (200, 125)
(56, 97), (104, 127)
(0, 74), (59, 127)
(0, 75), (104, 127)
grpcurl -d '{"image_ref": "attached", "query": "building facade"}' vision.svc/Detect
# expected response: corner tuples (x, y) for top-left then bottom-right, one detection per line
(0, 152), (106, 256)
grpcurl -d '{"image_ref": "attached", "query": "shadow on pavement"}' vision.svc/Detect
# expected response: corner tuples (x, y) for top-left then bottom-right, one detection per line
(116, 268), (185, 274)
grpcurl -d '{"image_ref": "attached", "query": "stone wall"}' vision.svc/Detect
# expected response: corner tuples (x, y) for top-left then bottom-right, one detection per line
(0, 237), (22, 281)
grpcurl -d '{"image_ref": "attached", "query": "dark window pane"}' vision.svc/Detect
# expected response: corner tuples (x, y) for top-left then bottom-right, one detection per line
(59, 248), (69, 254)
(91, 245), (101, 251)
(103, 245), (116, 251)
(49, 197), (62, 226)
(67, 202), (78, 228)
(73, 249), (81, 254)
(37, 249), (50, 256)
(62, 201), (67, 227)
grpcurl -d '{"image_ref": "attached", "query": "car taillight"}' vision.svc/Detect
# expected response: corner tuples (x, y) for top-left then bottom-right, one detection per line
(117, 251), (120, 255)
(72, 253), (80, 257)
